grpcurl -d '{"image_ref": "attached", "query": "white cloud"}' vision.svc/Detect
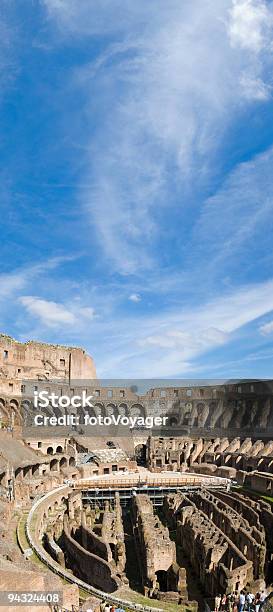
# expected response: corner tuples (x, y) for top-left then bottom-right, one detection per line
(129, 293), (141, 303)
(19, 296), (77, 327)
(18, 295), (96, 329)
(0, 272), (27, 299)
(140, 328), (228, 351)
(189, 145), (273, 282)
(259, 320), (273, 335)
(0, 257), (73, 301)
(43, 0), (273, 274)
(239, 75), (271, 100)
(94, 277), (273, 377)
(228, 0), (272, 52)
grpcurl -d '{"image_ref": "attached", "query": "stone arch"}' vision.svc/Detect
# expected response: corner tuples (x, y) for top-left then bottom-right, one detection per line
(56, 445), (63, 454)
(0, 471), (6, 485)
(69, 456), (76, 467)
(9, 399), (22, 425)
(32, 464), (39, 476)
(129, 403), (145, 418)
(15, 467), (22, 480)
(60, 457), (67, 469)
(118, 403), (128, 416)
(0, 398), (8, 425)
(105, 403), (117, 416)
(94, 403), (105, 417)
(21, 398), (32, 410)
(23, 465), (32, 478)
(196, 402), (209, 427)
(134, 444), (147, 466)
(47, 446), (54, 455)
(50, 458), (58, 471)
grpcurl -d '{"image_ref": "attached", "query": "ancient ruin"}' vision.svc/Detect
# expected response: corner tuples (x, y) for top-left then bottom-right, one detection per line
(0, 334), (273, 611)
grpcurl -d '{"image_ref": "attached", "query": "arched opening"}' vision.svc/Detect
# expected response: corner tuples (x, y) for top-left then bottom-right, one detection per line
(50, 458), (58, 471)
(23, 465), (31, 478)
(0, 472), (5, 485)
(60, 457), (67, 469)
(0, 398), (8, 426)
(94, 403), (104, 416)
(118, 403), (128, 416)
(266, 558), (273, 586)
(130, 403), (145, 418)
(47, 447), (54, 455)
(56, 445), (63, 454)
(32, 464), (39, 476)
(135, 444), (147, 466)
(106, 403), (116, 415)
(15, 467), (21, 480)
(156, 570), (168, 592)
(69, 456), (76, 467)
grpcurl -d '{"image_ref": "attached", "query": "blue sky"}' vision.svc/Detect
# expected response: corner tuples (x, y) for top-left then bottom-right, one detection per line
(1, 0), (273, 378)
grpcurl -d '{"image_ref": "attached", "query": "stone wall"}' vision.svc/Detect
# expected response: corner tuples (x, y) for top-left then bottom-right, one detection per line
(63, 515), (120, 592)
(131, 494), (186, 600)
(164, 492), (253, 596)
(147, 436), (273, 475)
(189, 490), (265, 580)
(0, 333), (96, 395)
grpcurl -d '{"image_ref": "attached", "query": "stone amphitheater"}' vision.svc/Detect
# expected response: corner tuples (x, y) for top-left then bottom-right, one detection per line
(0, 334), (273, 611)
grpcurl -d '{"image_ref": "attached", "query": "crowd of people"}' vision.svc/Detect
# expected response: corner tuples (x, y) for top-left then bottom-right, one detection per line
(99, 602), (125, 612)
(215, 589), (269, 611)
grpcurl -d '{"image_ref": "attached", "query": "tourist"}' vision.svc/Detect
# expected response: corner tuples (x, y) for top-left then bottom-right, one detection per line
(254, 593), (261, 611)
(233, 592), (239, 612)
(238, 591), (246, 612)
(227, 592), (235, 612)
(110, 606), (115, 612)
(259, 591), (266, 604)
(215, 594), (221, 611)
(100, 602), (106, 612)
(220, 594), (227, 610)
(104, 604), (111, 612)
(246, 592), (255, 610)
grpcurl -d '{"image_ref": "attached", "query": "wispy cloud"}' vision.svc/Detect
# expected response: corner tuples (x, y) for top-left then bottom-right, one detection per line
(19, 295), (95, 329)
(43, 0), (273, 274)
(0, 256), (76, 301)
(187, 145), (273, 285)
(93, 277), (273, 377)
(259, 320), (273, 335)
